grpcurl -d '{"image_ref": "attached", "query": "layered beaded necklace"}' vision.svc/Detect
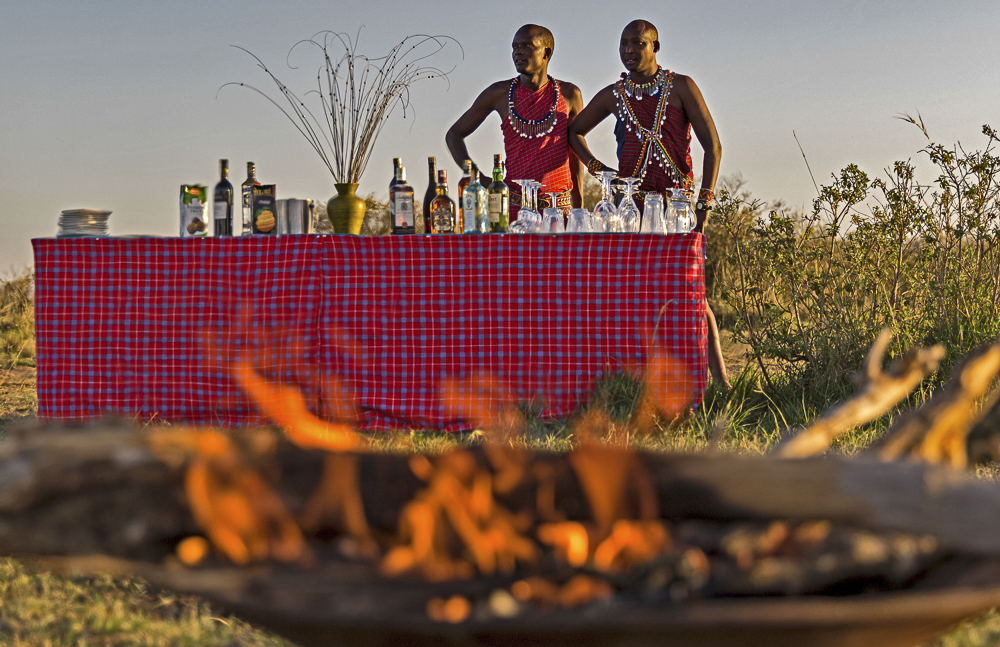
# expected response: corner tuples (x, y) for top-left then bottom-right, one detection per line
(508, 76), (560, 140)
(613, 67), (692, 189)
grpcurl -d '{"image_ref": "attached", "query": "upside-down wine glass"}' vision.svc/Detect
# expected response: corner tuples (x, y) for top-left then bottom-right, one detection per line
(615, 177), (642, 233)
(540, 192), (565, 234)
(591, 170), (617, 233)
(509, 180), (538, 233)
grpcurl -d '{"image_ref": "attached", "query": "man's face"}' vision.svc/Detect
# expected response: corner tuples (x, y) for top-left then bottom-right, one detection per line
(619, 26), (658, 72)
(512, 29), (550, 75)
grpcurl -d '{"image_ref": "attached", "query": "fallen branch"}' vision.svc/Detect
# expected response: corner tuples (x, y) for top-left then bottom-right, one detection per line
(776, 330), (945, 458)
(874, 342), (1000, 468)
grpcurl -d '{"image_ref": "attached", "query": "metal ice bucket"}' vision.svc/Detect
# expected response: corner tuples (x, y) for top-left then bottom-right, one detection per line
(277, 199), (316, 235)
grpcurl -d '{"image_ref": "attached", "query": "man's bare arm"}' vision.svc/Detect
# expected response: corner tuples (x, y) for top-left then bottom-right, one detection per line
(562, 81), (587, 207)
(445, 82), (506, 182)
(676, 75), (721, 233)
(568, 85), (618, 173)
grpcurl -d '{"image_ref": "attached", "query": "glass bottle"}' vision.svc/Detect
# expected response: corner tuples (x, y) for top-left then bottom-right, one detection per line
(487, 154), (509, 233)
(213, 159), (233, 236)
(421, 157), (437, 234)
(428, 169), (456, 234)
(456, 160), (472, 234)
(462, 164), (487, 234)
(389, 157), (402, 197)
(390, 165), (416, 234)
(241, 162), (259, 236)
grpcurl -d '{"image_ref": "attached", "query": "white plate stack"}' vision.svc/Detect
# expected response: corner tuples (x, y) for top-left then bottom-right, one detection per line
(58, 209), (111, 237)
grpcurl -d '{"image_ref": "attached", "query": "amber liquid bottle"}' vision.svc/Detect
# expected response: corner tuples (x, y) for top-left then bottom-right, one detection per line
(421, 157), (437, 234)
(428, 170), (456, 234)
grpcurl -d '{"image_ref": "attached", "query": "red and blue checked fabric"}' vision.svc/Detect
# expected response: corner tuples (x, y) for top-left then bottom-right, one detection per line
(33, 234), (707, 430)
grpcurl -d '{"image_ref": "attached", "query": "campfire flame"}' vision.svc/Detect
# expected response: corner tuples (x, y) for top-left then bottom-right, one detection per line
(161, 348), (698, 615)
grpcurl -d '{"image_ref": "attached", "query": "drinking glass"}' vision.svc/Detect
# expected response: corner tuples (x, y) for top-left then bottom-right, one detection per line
(566, 208), (592, 233)
(591, 170), (617, 233)
(615, 177), (642, 233)
(540, 192), (565, 234)
(640, 192), (665, 234)
(669, 188), (694, 233)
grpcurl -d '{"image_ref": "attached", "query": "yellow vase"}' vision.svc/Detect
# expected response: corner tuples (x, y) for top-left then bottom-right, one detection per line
(327, 183), (365, 235)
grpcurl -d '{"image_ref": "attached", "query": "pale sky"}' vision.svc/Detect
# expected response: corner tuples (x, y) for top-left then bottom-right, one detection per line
(2, 0), (998, 269)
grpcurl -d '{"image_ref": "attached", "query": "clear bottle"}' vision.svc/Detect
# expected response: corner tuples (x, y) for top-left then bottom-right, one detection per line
(241, 162), (259, 236)
(487, 154), (509, 233)
(390, 165), (416, 234)
(429, 169), (456, 234)
(213, 159), (234, 236)
(456, 160), (472, 234)
(421, 157), (437, 235)
(462, 163), (487, 234)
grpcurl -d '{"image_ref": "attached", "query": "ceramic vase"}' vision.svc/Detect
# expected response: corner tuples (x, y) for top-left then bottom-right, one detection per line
(327, 183), (365, 235)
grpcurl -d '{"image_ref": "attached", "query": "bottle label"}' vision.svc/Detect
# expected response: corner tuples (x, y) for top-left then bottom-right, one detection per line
(394, 194), (414, 228)
(432, 205), (453, 232)
(213, 202), (228, 222)
(488, 194), (506, 223)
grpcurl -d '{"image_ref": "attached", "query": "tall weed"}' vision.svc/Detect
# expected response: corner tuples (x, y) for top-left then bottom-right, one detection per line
(0, 270), (34, 367)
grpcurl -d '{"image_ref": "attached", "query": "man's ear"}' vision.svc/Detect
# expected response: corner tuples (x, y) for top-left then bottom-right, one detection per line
(544, 47), (553, 60)
(653, 40), (660, 53)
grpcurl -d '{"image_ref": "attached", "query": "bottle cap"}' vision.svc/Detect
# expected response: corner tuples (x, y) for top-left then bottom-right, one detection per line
(437, 169), (448, 183)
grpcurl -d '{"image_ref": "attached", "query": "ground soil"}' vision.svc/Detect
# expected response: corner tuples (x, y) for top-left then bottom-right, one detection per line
(0, 366), (36, 435)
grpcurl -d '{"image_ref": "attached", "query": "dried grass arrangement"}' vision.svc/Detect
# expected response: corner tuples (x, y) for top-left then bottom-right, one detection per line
(223, 29), (461, 184)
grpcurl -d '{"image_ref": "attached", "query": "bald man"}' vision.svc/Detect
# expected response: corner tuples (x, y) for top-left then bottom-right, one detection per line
(569, 19), (729, 387)
(446, 24), (585, 221)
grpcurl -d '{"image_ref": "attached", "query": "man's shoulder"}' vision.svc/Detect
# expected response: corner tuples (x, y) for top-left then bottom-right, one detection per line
(484, 79), (514, 95)
(553, 78), (583, 97)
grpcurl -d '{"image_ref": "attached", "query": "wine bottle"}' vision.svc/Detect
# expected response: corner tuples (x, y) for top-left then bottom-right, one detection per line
(487, 154), (509, 233)
(462, 163), (487, 234)
(422, 157), (437, 235)
(428, 169), (456, 234)
(241, 162), (259, 236)
(390, 165), (415, 235)
(456, 160), (472, 235)
(213, 159), (234, 236)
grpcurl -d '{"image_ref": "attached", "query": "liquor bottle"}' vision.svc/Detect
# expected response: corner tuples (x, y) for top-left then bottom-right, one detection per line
(422, 157), (437, 234)
(428, 169), (456, 234)
(462, 163), (487, 234)
(213, 159), (234, 236)
(389, 157), (402, 196)
(456, 160), (472, 235)
(487, 154), (509, 233)
(241, 162), (259, 236)
(390, 164), (415, 234)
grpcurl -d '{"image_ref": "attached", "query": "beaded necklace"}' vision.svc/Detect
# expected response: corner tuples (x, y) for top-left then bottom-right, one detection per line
(508, 76), (560, 140)
(613, 68), (692, 189)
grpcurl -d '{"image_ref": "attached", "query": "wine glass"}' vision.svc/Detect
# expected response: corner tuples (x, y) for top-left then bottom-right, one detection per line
(616, 178), (642, 233)
(509, 180), (538, 234)
(540, 192), (565, 234)
(566, 208), (592, 233)
(591, 170), (617, 233)
(640, 192), (665, 234)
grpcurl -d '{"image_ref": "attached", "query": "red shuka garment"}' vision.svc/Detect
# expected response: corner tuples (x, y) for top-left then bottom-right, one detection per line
(615, 71), (694, 193)
(501, 78), (573, 217)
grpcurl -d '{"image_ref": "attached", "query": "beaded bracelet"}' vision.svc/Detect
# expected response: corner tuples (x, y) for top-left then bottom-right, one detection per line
(587, 158), (605, 176)
(698, 187), (715, 204)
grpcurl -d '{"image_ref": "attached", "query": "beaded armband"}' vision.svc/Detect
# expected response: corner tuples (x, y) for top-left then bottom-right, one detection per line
(587, 158), (605, 177)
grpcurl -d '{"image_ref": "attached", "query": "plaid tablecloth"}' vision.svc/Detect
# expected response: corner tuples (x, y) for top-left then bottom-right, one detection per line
(33, 234), (707, 430)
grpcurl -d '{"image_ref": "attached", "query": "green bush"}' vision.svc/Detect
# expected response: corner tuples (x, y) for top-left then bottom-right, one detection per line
(713, 120), (1000, 408)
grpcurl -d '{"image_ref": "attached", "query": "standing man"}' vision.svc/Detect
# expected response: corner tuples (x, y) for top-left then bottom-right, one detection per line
(569, 19), (729, 386)
(446, 24), (585, 219)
